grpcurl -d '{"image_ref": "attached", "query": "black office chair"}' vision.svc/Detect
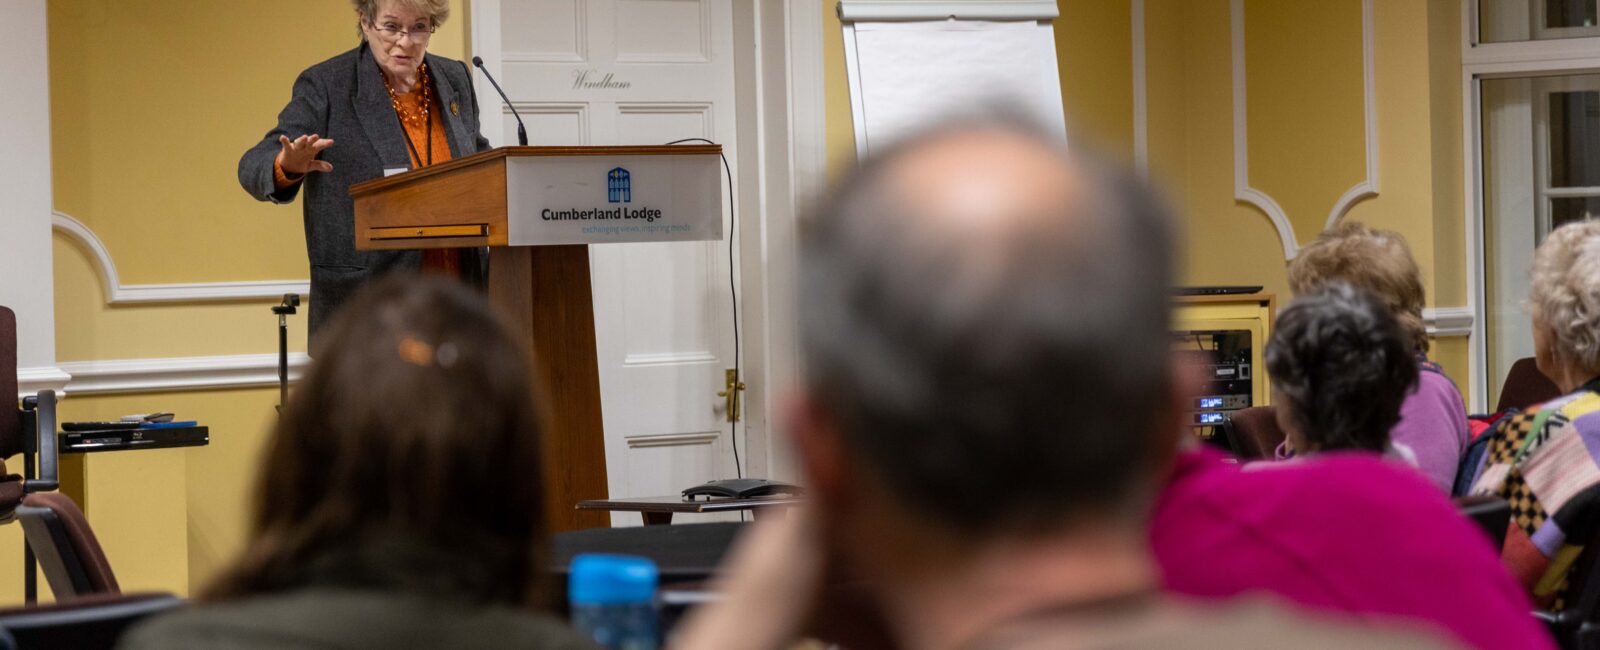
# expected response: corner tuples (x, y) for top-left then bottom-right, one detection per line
(1499, 357), (1563, 413)
(1533, 498), (1600, 650)
(1453, 495), (1510, 552)
(2, 306), (60, 603)
(18, 493), (119, 599)
(1220, 406), (1285, 460)
(0, 592), (181, 650)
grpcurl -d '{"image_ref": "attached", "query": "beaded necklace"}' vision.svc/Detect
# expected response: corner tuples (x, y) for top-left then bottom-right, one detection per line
(384, 62), (431, 127)
(383, 63), (433, 167)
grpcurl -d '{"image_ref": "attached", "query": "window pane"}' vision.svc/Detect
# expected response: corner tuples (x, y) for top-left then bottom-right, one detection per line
(1548, 0), (1599, 28)
(1483, 74), (1600, 408)
(1550, 91), (1600, 187)
(1481, 0), (1600, 42)
(1552, 197), (1600, 228)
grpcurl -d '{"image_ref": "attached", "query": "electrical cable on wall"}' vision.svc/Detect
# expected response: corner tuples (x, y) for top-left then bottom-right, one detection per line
(665, 138), (742, 480)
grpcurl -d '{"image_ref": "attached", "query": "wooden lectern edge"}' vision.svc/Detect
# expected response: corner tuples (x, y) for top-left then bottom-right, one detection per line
(348, 144), (724, 197)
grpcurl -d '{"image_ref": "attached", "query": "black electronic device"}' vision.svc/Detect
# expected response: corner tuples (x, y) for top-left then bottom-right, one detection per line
(1175, 329), (1255, 447)
(60, 421), (140, 432)
(681, 478), (804, 500)
(1173, 285), (1264, 296)
(59, 426), (209, 454)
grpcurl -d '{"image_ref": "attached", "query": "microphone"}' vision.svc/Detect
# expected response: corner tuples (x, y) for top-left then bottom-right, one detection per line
(472, 56), (528, 146)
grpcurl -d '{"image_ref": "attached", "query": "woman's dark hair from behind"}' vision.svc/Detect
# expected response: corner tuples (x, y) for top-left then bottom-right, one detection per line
(1266, 282), (1418, 453)
(202, 275), (548, 607)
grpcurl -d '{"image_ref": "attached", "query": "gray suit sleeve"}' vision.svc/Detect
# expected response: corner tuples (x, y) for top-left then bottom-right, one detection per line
(463, 61), (493, 152)
(239, 70), (330, 204)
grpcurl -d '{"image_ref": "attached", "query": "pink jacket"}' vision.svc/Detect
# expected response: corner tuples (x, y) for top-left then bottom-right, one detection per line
(1151, 447), (1551, 650)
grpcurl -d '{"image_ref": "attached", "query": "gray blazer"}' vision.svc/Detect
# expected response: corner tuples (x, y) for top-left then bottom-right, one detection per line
(239, 42), (491, 337)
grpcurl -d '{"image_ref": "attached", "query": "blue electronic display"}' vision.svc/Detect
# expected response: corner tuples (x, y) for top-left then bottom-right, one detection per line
(1198, 412), (1225, 425)
(1199, 397), (1224, 409)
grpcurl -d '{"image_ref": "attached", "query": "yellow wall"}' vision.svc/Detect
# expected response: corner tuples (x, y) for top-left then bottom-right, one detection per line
(40, 0), (470, 603)
(1056, 0), (1134, 161)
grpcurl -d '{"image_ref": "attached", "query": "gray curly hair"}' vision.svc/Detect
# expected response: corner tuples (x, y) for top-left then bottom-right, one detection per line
(1530, 219), (1600, 374)
(352, 0), (450, 41)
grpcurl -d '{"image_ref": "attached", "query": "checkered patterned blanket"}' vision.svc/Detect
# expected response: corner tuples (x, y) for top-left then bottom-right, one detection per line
(1470, 390), (1600, 609)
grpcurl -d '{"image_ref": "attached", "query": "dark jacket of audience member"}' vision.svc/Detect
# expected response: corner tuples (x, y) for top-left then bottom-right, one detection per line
(121, 277), (594, 649)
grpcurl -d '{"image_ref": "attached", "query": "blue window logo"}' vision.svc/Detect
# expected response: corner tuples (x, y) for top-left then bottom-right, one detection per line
(608, 167), (632, 203)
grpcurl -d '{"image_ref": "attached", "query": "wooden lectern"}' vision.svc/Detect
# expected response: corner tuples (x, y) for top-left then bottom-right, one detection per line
(349, 145), (724, 532)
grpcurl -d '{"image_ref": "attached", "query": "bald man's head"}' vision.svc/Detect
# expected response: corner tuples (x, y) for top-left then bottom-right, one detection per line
(798, 117), (1177, 538)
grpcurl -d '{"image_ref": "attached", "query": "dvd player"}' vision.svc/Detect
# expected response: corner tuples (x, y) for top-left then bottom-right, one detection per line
(59, 426), (209, 454)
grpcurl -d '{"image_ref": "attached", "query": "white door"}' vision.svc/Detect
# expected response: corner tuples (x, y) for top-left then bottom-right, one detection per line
(476, 0), (743, 524)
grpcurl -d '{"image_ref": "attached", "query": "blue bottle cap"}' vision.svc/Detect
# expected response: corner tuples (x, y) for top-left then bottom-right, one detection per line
(569, 554), (659, 605)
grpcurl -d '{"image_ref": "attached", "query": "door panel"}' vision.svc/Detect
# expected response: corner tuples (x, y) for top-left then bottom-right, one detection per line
(489, 0), (739, 525)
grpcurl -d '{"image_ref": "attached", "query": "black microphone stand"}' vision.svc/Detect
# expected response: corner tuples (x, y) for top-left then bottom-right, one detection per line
(272, 294), (300, 413)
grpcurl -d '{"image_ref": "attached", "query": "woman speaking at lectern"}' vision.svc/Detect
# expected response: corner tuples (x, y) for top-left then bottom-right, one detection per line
(239, 0), (490, 338)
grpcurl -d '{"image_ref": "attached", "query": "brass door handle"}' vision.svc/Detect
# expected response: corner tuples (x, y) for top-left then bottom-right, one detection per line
(717, 368), (746, 423)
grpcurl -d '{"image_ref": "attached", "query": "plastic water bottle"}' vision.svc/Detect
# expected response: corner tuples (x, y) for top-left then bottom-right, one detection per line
(569, 553), (660, 650)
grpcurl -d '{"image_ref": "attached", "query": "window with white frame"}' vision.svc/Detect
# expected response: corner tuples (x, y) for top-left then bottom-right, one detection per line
(1481, 0), (1600, 43)
(1468, 0), (1600, 409)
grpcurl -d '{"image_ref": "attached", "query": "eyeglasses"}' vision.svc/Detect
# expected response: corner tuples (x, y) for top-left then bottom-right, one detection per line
(369, 21), (435, 43)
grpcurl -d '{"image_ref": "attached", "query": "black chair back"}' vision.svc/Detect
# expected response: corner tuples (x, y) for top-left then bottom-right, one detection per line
(1453, 495), (1510, 552)
(1499, 357), (1563, 413)
(18, 493), (118, 599)
(1, 307), (19, 458)
(1220, 406), (1285, 460)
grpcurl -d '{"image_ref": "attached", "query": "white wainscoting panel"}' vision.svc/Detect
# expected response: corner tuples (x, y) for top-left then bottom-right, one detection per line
(53, 212), (309, 305)
(502, 0), (589, 63)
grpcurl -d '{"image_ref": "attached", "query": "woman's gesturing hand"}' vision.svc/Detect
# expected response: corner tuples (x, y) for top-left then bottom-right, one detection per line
(276, 134), (336, 175)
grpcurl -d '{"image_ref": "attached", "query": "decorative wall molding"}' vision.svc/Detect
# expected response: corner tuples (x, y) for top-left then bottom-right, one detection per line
(56, 353), (309, 396)
(1423, 306), (1473, 338)
(625, 431), (720, 448)
(1230, 0), (1378, 260)
(52, 211), (309, 305)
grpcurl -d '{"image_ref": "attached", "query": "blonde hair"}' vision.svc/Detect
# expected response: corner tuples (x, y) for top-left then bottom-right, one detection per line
(352, 0), (450, 41)
(1530, 220), (1600, 375)
(1288, 221), (1429, 353)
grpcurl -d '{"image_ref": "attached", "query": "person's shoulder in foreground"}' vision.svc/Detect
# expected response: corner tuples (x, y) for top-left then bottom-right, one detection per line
(973, 595), (1461, 649)
(1151, 446), (1552, 650)
(119, 587), (598, 650)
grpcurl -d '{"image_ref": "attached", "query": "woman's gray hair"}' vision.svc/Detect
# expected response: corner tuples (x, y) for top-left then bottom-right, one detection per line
(352, 0), (450, 41)
(1530, 219), (1600, 374)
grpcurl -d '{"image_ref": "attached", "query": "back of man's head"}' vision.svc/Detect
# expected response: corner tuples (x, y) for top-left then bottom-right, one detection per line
(797, 114), (1177, 539)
